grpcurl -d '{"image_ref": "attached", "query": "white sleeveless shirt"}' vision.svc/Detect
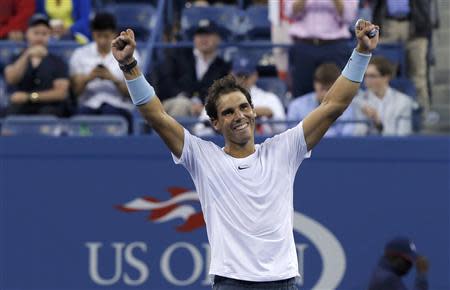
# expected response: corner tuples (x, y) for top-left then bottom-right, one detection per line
(172, 122), (310, 281)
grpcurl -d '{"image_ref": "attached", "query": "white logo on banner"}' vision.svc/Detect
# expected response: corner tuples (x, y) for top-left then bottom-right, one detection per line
(293, 212), (346, 289)
(87, 190), (346, 288)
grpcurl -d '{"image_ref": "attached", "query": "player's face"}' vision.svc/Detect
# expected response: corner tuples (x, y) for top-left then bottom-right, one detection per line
(26, 24), (51, 46)
(213, 91), (256, 146)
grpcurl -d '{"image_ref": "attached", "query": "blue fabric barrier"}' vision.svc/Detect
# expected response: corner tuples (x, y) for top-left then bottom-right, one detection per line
(0, 136), (448, 289)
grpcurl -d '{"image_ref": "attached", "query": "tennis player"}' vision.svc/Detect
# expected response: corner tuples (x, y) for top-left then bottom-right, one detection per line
(112, 19), (379, 290)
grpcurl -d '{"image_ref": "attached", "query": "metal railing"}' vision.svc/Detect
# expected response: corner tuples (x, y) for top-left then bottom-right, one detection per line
(142, 0), (166, 75)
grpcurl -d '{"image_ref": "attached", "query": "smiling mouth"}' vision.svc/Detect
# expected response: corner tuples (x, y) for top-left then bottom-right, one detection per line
(232, 123), (249, 131)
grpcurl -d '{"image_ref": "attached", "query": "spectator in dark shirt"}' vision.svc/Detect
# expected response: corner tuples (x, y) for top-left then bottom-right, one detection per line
(152, 19), (230, 117)
(3, 14), (69, 116)
(368, 237), (429, 290)
(0, 0), (35, 41)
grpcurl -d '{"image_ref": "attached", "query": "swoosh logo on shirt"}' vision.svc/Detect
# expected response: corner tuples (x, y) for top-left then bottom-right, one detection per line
(238, 165), (250, 170)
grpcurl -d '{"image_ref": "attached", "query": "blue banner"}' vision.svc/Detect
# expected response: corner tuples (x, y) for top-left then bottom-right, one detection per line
(0, 136), (449, 289)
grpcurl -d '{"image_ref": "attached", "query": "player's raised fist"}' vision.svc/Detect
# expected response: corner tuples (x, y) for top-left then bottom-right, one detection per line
(355, 19), (379, 54)
(112, 29), (136, 65)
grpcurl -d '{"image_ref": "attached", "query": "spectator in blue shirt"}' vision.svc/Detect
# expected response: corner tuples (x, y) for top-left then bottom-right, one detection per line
(368, 237), (429, 290)
(287, 62), (355, 136)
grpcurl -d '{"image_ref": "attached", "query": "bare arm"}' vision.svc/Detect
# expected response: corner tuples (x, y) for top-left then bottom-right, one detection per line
(4, 50), (30, 85)
(35, 79), (70, 102)
(10, 79), (69, 104)
(303, 20), (379, 151)
(112, 29), (185, 158)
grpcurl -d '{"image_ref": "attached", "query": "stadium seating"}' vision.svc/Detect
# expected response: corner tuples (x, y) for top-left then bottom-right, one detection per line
(104, 2), (156, 41)
(256, 77), (290, 107)
(48, 41), (81, 63)
(0, 41), (25, 70)
(0, 115), (128, 136)
(222, 45), (274, 66)
(390, 77), (417, 98)
(66, 115), (129, 136)
(373, 43), (407, 77)
(1, 115), (61, 136)
(0, 40), (80, 67)
(243, 5), (271, 40)
(390, 77), (421, 131)
(180, 5), (244, 41)
(0, 77), (7, 110)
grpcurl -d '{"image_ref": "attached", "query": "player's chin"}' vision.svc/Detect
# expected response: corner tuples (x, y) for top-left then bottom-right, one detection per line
(232, 129), (252, 144)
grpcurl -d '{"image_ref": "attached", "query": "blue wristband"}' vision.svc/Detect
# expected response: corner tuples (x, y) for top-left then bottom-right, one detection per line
(342, 49), (372, 83)
(125, 74), (155, 106)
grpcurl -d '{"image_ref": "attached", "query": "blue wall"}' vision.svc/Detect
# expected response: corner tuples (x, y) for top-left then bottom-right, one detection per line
(0, 136), (449, 289)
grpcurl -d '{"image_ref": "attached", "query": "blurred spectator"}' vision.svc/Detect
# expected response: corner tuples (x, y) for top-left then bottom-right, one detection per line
(3, 14), (69, 116)
(152, 19), (230, 117)
(193, 54), (287, 136)
(372, 0), (433, 115)
(190, 0), (239, 5)
(357, 0), (373, 22)
(353, 56), (416, 136)
(0, 0), (35, 41)
(287, 62), (355, 136)
(286, 0), (358, 98)
(268, 0), (292, 81)
(368, 237), (429, 290)
(252, 0), (268, 5)
(36, 0), (91, 44)
(69, 12), (139, 129)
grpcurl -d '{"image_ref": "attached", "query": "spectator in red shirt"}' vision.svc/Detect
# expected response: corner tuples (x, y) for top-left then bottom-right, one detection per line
(0, 0), (35, 41)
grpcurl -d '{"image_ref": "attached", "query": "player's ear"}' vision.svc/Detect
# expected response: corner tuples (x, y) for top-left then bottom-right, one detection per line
(211, 118), (219, 131)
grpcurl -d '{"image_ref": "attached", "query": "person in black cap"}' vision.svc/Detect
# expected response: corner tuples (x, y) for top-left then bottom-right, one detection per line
(151, 19), (230, 117)
(368, 237), (429, 290)
(3, 13), (69, 116)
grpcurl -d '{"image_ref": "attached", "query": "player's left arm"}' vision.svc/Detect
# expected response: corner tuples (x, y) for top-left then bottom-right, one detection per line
(303, 20), (379, 151)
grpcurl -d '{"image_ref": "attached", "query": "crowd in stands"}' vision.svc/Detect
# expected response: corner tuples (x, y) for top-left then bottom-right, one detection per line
(0, 0), (442, 137)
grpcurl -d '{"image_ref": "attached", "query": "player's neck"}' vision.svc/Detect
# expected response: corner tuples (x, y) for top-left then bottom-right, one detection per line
(224, 140), (255, 158)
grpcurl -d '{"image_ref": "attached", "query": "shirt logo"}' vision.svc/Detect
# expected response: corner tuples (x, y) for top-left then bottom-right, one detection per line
(238, 165), (250, 170)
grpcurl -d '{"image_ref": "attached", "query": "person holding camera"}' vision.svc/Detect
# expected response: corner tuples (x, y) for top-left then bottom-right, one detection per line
(69, 12), (140, 126)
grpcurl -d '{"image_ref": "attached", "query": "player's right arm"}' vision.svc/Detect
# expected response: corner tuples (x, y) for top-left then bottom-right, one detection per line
(112, 29), (184, 158)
